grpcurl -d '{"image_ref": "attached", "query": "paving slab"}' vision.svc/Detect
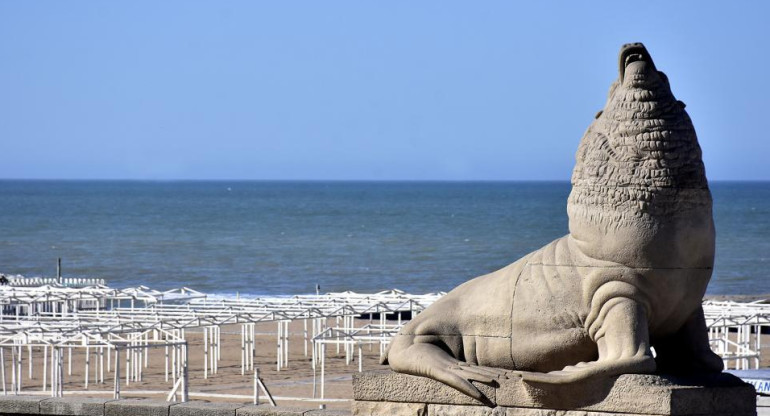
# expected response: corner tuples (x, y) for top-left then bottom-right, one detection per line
(304, 409), (350, 416)
(40, 397), (113, 416)
(104, 398), (174, 416)
(235, 405), (310, 416)
(169, 401), (242, 416)
(0, 395), (44, 414)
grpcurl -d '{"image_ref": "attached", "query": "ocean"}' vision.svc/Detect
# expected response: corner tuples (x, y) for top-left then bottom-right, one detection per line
(0, 180), (768, 296)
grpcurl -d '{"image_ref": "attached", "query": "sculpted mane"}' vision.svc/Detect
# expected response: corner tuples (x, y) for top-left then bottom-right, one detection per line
(568, 48), (711, 230)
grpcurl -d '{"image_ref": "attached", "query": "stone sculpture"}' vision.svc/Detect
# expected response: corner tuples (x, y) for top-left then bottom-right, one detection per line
(383, 43), (724, 402)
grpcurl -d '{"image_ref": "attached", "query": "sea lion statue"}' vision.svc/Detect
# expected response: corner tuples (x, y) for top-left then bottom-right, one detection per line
(383, 43), (723, 402)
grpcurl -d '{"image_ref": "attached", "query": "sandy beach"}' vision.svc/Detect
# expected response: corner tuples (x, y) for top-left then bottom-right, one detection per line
(4, 320), (385, 410)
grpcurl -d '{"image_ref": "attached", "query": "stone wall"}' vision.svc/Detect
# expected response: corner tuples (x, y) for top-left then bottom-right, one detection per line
(0, 396), (350, 416)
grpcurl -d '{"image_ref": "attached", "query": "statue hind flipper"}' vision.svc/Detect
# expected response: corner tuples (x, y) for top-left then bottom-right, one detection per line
(386, 334), (505, 405)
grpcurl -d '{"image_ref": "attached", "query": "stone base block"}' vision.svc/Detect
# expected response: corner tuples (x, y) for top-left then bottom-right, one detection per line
(353, 370), (756, 416)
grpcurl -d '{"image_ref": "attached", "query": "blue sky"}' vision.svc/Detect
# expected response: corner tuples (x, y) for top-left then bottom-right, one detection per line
(1, 1), (768, 180)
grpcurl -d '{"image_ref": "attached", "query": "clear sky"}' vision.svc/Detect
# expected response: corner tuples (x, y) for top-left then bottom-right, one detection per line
(1, 1), (768, 181)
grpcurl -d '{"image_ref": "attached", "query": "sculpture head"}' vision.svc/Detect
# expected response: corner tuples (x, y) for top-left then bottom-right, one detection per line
(567, 43), (714, 269)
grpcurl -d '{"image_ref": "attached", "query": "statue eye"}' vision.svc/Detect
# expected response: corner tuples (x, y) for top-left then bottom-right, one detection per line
(595, 110), (603, 119)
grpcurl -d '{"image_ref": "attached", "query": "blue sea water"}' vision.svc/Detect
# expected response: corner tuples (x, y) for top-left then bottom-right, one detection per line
(0, 180), (768, 296)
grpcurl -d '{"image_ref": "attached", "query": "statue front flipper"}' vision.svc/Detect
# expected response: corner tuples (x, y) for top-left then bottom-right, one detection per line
(386, 334), (507, 405)
(516, 297), (656, 384)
